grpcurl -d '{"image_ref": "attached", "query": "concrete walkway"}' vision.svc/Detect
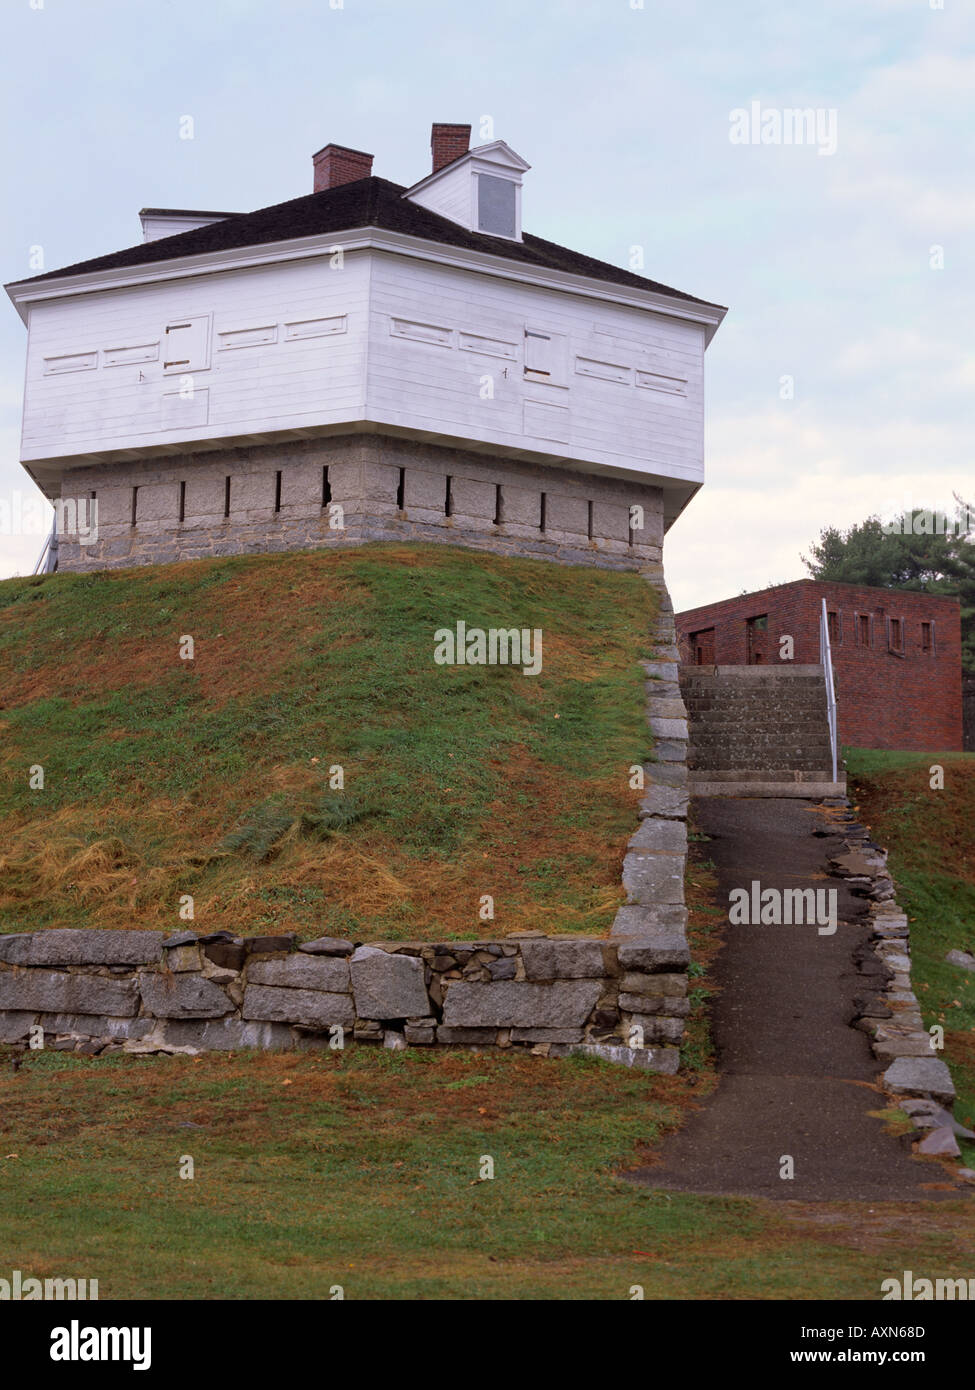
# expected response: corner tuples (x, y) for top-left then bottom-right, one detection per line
(628, 797), (955, 1201)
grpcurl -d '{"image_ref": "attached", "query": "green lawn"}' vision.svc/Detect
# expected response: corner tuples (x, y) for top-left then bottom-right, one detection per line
(2, 1045), (972, 1300)
(1, 830), (972, 1301)
(0, 544), (655, 939)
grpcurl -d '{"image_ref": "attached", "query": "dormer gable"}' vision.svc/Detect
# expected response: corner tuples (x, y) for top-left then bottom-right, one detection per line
(403, 133), (531, 243)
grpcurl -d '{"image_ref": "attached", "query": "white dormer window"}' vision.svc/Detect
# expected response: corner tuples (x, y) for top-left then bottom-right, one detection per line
(476, 175), (517, 239)
(402, 139), (530, 243)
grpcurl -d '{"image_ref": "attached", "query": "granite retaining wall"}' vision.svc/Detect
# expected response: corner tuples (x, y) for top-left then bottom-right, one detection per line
(0, 927), (688, 1072)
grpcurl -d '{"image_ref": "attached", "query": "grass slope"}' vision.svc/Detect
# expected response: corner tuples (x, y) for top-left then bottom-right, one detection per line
(845, 747), (975, 1165)
(0, 544), (655, 940)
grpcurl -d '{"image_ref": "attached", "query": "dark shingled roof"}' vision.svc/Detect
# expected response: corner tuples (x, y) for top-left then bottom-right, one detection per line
(10, 177), (721, 309)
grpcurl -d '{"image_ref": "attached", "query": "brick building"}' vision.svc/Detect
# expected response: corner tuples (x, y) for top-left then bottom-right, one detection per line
(676, 578), (963, 751)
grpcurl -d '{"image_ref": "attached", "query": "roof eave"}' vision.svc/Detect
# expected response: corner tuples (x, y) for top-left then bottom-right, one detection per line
(5, 226), (726, 342)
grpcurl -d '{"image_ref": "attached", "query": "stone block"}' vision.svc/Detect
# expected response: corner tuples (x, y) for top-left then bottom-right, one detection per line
(233, 472), (275, 514)
(350, 946), (429, 1019)
(247, 956), (350, 991)
(360, 460), (399, 506)
(49, 1015), (154, 1044)
(642, 661), (679, 682)
(498, 484), (540, 527)
(0, 930), (164, 967)
(627, 820), (687, 854)
(519, 939), (608, 981)
(652, 739), (688, 763)
(619, 994), (690, 1017)
(183, 474), (227, 523)
(638, 783), (690, 819)
(545, 494), (588, 536)
(616, 934), (690, 971)
(435, 1026), (499, 1044)
(280, 461), (323, 510)
(612, 904), (688, 937)
(590, 501), (629, 543)
(622, 852), (685, 904)
(242, 985), (354, 1030)
(404, 1024), (436, 1045)
(486, 956), (517, 980)
(873, 1037), (940, 1060)
(646, 698), (686, 719)
(0, 970), (139, 1018)
(298, 937), (356, 957)
(562, 1042), (680, 1074)
(626, 1014), (684, 1045)
(620, 971), (687, 997)
(442, 979), (601, 1028)
(92, 485), (132, 529)
(0, 1011), (36, 1042)
(649, 717), (689, 740)
(203, 940), (246, 971)
(244, 934), (297, 956)
(509, 1027), (585, 1043)
(139, 973), (233, 1019)
(163, 944), (203, 973)
(449, 476), (496, 521)
(135, 482), (179, 524)
(882, 1057), (956, 1103)
(403, 469), (448, 512)
(162, 1018), (294, 1051)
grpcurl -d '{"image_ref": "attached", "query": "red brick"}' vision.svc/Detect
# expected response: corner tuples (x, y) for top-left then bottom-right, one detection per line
(676, 579), (963, 751)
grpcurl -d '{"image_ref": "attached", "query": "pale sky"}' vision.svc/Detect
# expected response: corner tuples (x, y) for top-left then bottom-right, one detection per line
(1, 0), (971, 608)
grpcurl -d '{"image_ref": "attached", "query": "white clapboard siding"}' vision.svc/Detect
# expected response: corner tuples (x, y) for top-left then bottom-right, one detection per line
(21, 256), (369, 460)
(21, 243), (706, 490)
(365, 254), (705, 484)
(405, 162), (473, 228)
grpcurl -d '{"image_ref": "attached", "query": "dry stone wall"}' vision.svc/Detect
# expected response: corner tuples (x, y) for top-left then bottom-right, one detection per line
(0, 928), (687, 1073)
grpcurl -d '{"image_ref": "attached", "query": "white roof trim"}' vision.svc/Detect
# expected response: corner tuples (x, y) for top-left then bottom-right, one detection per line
(5, 227), (725, 341)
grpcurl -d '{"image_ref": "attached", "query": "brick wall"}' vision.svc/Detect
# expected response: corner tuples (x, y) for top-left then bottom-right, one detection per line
(676, 579), (963, 751)
(963, 674), (975, 751)
(55, 433), (665, 575)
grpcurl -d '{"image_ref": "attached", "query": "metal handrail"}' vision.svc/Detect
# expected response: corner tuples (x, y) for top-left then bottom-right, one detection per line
(819, 598), (838, 783)
(32, 519), (59, 575)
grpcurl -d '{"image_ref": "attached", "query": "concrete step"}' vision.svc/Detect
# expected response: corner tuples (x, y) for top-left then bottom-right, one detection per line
(687, 775), (847, 798)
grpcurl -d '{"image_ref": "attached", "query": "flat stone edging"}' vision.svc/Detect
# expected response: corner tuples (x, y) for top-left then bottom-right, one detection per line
(827, 799), (973, 1164)
(607, 570), (691, 1062)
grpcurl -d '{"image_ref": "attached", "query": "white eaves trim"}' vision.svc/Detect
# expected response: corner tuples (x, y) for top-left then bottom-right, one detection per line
(5, 227), (726, 343)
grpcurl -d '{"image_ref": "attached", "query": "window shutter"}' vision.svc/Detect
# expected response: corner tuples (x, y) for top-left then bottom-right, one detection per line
(163, 316), (210, 375)
(525, 330), (553, 376)
(524, 328), (568, 385)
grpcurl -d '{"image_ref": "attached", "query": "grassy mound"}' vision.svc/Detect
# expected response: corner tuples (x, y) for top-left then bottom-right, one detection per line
(845, 747), (975, 1163)
(0, 544), (656, 940)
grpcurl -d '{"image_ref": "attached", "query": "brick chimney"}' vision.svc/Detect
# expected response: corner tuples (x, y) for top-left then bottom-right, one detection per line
(430, 123), (471, 174)
(312, 144), (374, 192)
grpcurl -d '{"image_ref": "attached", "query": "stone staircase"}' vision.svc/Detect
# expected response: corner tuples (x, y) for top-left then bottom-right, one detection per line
(680, 664), (846, 797)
